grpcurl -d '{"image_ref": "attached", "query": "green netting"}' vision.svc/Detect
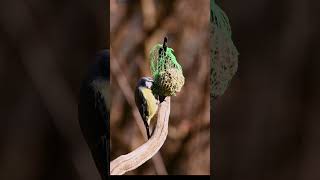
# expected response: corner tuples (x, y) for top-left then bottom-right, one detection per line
(211, 0), (232, 38)
(149, 42), (184, 96)
(211, 0), (239, 97)
(149, 44), (182, 79)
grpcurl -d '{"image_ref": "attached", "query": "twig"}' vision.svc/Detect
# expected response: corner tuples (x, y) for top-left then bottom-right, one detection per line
(110, 97), (171, 175)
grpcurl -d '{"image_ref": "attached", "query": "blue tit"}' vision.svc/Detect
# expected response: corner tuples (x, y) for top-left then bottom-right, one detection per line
(135, 77), (159, 139)
(78, 49), (110, 179)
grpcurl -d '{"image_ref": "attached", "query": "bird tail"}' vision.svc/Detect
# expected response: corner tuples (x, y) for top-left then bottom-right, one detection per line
(91, 136), (109, 180)
(101, 135), (109, 179)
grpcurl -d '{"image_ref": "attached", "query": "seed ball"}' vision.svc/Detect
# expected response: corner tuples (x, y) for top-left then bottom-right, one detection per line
(153, 68), (185, 96)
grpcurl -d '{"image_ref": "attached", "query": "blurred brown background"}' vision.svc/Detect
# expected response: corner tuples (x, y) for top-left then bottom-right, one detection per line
(110, 0), (210, 175)
(213, 0), (320, 180)
(0, 0), (108, 179)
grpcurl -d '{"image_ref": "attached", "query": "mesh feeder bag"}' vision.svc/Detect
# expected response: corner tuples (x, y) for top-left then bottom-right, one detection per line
(211, 1), (239, 98)
(150, 40), (185, 97)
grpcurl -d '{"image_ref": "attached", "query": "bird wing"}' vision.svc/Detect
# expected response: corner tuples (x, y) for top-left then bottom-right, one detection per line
(78, 81), (109, 179)
(135, 87), (149, 123)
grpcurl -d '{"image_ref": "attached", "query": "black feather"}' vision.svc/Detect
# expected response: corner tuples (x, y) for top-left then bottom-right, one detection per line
(135, 86), (151, 139)
(78, 49), (110, 179)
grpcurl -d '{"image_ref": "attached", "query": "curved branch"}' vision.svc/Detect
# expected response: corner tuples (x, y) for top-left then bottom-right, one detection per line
(110, 97), (171, 175)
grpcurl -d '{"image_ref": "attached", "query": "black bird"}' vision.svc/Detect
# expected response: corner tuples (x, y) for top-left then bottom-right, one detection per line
(78, 49), (110, 179)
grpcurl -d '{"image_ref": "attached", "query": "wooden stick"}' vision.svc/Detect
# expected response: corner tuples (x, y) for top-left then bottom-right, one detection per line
(110, 97), (171, 175)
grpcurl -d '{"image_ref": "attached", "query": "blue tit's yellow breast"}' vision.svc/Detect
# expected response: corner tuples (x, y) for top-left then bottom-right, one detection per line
(140, 87), (158, 122)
